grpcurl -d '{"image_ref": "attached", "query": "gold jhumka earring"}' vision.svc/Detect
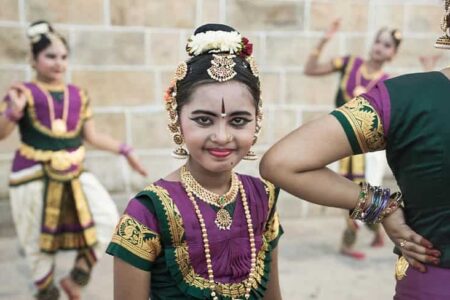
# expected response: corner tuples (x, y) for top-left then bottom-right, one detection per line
(243, 56), (262, 161)
(165, 61), (189, 159)
(435, 0), (450, 49)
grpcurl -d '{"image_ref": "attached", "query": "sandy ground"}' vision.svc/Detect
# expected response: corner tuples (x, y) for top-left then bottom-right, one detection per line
(0, 215), (398, 300)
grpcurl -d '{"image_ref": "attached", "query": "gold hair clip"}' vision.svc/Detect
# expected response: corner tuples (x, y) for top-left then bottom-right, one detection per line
(207, 54), (237, 82)
(174, 61), (188, 81)
(246, 56), (259, 78)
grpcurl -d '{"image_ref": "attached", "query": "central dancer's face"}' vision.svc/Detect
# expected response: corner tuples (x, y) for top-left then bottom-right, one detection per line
(179, 80), (256, 174)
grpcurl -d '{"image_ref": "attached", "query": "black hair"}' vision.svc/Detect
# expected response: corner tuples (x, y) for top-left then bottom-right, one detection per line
(176, 24), (260, 112)
(28, 20), (69, 59)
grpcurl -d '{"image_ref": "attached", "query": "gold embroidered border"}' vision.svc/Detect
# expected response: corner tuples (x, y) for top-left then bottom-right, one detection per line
(146, 184), (269, 298)
(111, 214), (162, 262)
(24, 84), (87, 138)
(40, 227), (96, 251)
(335, 96), (386, 152)
(44, 180), (64, 231)
(332, 57), (344, 70)
(262, 180), (279, 242)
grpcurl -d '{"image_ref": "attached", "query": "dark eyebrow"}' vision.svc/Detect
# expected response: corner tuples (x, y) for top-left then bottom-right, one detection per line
(191, 110), (253, 117)
(191, 110), (218, 117)
(229, 111), (253, 117)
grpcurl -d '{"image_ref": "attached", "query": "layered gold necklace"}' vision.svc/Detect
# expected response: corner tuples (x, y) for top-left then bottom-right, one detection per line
(180, 166), (257, 300)
(180, 165), (239, 230)
(35, 82), (69, 136)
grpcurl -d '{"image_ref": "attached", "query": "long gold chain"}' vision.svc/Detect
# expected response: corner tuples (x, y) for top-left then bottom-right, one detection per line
(181, 173), (257, 300)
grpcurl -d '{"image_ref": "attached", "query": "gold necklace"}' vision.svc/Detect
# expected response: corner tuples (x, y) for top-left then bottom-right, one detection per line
(180, 165), (239, 230)
(35, 82), (69, 136)
(181, 173), (257, 300)
(353, 63), (385, 97)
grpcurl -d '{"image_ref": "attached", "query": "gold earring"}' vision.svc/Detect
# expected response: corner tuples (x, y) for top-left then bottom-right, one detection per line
(171, 133), (189, 159)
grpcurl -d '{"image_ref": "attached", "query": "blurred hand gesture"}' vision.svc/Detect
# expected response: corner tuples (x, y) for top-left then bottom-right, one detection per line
(126, 152), (148, 177)
(324, 18), (341, 41)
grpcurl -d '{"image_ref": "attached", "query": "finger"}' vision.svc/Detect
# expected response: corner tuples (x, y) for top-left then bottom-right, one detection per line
(401, 248), (440, 266)
(400, 239), (439, 257)
(405, 231), (435, 249)
(403, 256), (427, 273)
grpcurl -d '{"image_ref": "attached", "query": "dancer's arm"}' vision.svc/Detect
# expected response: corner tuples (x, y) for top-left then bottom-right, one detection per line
(260, 114), (440, 270)
(263, 247), (282, 300)
(114, 257), (150, 300)
(304, 19), (341, 76)
(83, 120), (148, 176)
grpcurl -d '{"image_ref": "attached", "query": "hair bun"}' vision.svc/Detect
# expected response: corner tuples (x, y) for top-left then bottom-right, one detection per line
(27, 21), (53, 43)
(194, 23), (237, 35)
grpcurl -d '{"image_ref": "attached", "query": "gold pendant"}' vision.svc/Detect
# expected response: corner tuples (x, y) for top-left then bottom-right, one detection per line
(395, 256), (409, 280)
(353, 85), (367, 97)
(52, 119), (67, 136)
(215, 208), (232, 230)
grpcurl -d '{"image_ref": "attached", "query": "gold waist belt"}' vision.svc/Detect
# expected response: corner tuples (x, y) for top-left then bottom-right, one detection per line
(19, 143), (85, 171)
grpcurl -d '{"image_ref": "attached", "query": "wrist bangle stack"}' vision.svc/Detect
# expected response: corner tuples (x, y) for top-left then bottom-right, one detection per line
(350, 182), (403, 224)
(119, 143), (133, 157)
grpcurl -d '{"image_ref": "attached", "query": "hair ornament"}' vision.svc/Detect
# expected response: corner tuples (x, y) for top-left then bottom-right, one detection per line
(246, 56), (259, 78)
(207, 54), (237, 82)
(186, 30), (253, 58)
(27, 22), (51, 43)
(174, 61), (188, 81)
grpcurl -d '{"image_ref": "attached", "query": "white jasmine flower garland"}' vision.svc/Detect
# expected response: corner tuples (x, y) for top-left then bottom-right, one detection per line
(186, 30), (243, 56)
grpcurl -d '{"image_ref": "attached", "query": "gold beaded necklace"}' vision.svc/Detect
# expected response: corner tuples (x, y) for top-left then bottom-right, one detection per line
(180, 165), (239, 230)
(180, 166), (257, 300)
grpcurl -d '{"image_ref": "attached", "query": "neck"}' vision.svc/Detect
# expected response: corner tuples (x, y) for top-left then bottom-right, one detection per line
(36, 75), (64, 87)
(185, 158), (232, 194)
(365, 59), (384, 73)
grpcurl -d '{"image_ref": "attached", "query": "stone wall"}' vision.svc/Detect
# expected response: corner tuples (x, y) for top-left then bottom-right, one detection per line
(0, 0), (448, 219)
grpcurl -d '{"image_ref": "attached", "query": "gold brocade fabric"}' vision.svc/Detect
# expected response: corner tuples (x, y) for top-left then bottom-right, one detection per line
(110, 214), (162, 262)
(39, 178), (97, 252)
(143, 183), (278, 299)
(334, 96), (386, 152)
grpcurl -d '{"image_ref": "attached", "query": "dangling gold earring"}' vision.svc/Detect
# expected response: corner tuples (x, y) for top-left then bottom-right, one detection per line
(243, 135), (258, 160)
(172, 133), (189, 159)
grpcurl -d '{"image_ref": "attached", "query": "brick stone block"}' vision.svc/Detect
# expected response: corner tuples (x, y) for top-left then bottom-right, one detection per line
(0, 129), (20, 154)
(110, 0), (196, 28)
(0, 69), (26, 96)
(72, 70), (156, 106)
(129, 110), (172, 149)
(0, 159), (10, 199)
(406, 4), (443, 33)
(129, 154), (182, 191)
(260, 71), (282, 104)
(372, 3), (405, 31)
(265, 35), (340, 67)
(0, 0), (19, 21)
(286, 72), (339, 105)
(200, 0), (220, 24)
(302, 111), (328, 125)
(390, 37), (441, 69)
(227, 0), (305, 30)
(90, 112), (127, 144)
(0, 27), (28, 64)
(27, 0), (103, 24)
(310, 0), (369, 32)
(84, 154), (126, 193)
(147, 32), (182, 66)
(343, 36), (368, 59)
(71, 30), (145, 65)
(272, 108), (298, 141)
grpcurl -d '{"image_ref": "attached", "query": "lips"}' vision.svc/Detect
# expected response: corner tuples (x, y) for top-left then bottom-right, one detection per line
(207, 148), (233, 158)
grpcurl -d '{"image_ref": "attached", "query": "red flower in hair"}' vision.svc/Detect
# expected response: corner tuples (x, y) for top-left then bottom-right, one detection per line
(240, 37), (253, 58)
